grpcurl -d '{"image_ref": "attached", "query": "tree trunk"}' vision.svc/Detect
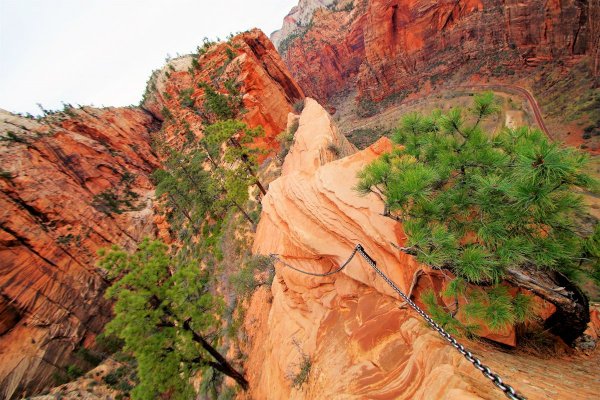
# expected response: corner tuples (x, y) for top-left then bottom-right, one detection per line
(183, 320), (249, 390)
(231, 199), (255, 225)
(229, 137), (267, 195)
(505, 266), (590, 345)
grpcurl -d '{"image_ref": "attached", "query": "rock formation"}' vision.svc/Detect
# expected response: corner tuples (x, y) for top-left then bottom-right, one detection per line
(142, 28), (304, 157)
(249, 98), (600, 399)
(0, 107), (159, 398)
(273, 0), (600, 109)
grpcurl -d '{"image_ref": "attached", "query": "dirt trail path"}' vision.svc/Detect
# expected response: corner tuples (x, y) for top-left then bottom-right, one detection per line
(458, 84), (551, 138)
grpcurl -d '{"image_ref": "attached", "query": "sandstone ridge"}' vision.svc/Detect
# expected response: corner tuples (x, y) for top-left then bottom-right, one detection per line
(249, 98), (600, 399)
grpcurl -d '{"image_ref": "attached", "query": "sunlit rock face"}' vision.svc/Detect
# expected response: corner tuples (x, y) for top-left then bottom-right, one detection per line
(142, 28), (304, 158)
(274, 0), (599, 108)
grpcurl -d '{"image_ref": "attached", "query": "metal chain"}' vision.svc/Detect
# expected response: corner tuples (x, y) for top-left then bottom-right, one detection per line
(270, 244), (526, 400)
(269, 246), (359, 277)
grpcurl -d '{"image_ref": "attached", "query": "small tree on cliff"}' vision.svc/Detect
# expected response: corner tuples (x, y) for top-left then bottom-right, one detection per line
(99, 239), (249, 400)
(356, 92), (599, 343)
(203, 119), (267, 196)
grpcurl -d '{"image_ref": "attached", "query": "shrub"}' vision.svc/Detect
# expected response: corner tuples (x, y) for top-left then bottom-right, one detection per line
(161, 106), (173, 120)
(226, 47), (236, 61)
(66, 364), (84, 380)
(231, 255), (273, 297)
(292, 99), (305, 114)
(179, 88), (195, 108)
(327, 142), (340, 156)
(191, 58), (201, 71)
(198, 82), (235, 120)
(356, 92), (598, 342)
(1, 131), (28, 144)
(291, 354), (311, 389)
(0, 169), (13, 180)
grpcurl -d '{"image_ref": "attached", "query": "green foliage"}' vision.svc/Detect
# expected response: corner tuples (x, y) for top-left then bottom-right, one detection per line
(179, 88), (195, 108)
(358, 92), (598, 333)
(75, 347), (102, 366)
(99, 238), (241, 399)
(91, 172), (140, 215)
(277, 126), (295, 161)
(198, 82), (235, 120)
(202, 119), (266, 204)
(225, 47), (236, 61)
(230, 255), (274, 297)
(291, 354), (311, 389)
(292, 99), (305, 114)
(423, 285), (534, 336)
(327, 142), (341, 157)
(0, 169), (14, 180)
(1, 131), (28, 144)
(66, 364), (84, 380)
(152, 150), (218, 233)
(358, 92), (598, 284)
(161, 106), (173, 120)
(197, 37), (217, 56)
(191, 58), (201, 71)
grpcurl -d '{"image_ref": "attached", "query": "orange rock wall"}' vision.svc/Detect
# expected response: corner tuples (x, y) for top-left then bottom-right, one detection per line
(250, 99), (492, 398)
(0, 107), (159, 398)
(276, 0), (600, 107)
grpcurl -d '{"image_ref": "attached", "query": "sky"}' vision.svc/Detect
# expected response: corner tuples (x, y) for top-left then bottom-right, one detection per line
(0, 0), (296, 115)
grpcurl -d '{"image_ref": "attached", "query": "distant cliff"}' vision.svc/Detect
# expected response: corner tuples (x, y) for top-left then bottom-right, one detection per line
(272, 0), (600, 110)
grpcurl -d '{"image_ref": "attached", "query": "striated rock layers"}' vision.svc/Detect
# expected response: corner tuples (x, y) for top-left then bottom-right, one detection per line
(249, 98), (599, 399)
(0, 107), (160, 398)
(273, 0), (600, 108)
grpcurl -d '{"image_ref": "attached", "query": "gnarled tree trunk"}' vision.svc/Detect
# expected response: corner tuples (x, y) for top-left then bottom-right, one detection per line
(505, 266), (590, 345)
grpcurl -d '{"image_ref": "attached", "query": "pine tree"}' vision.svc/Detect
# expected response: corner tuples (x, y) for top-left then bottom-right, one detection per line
(203, 119), (267, 196)
(99, 239), (249, 399)
(152, 149), (219, 234)
(357, 92), (599, 343)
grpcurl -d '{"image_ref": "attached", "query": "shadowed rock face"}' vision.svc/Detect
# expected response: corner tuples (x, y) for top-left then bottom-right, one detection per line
(0, 107), (160, 398)
(273, 0), (600, 108)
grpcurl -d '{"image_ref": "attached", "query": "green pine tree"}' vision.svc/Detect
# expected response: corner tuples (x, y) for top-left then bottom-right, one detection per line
(357, 92), (599, 343)
(99, 239), (249, 400)
(203, 119), (267, 196)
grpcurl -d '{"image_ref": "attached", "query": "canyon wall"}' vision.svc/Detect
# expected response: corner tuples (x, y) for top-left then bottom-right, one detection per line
(248, 98), (600, 399)
(273, 0), (600, 108)
(0, 107), (159, 398)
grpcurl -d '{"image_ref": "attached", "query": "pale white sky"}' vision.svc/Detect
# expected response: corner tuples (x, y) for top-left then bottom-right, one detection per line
(0, 0), (296, 114)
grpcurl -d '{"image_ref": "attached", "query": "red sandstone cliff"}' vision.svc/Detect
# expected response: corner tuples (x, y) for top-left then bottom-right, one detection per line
(273, 0), (600, 109)
(0, 107), (159, 398)
(248, 98), (600, 399)
(0, 29), (304, 398)
(142, 28), (303, 156)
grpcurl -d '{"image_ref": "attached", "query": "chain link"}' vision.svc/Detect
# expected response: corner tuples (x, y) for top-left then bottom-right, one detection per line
(270, 244), (527, 400)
